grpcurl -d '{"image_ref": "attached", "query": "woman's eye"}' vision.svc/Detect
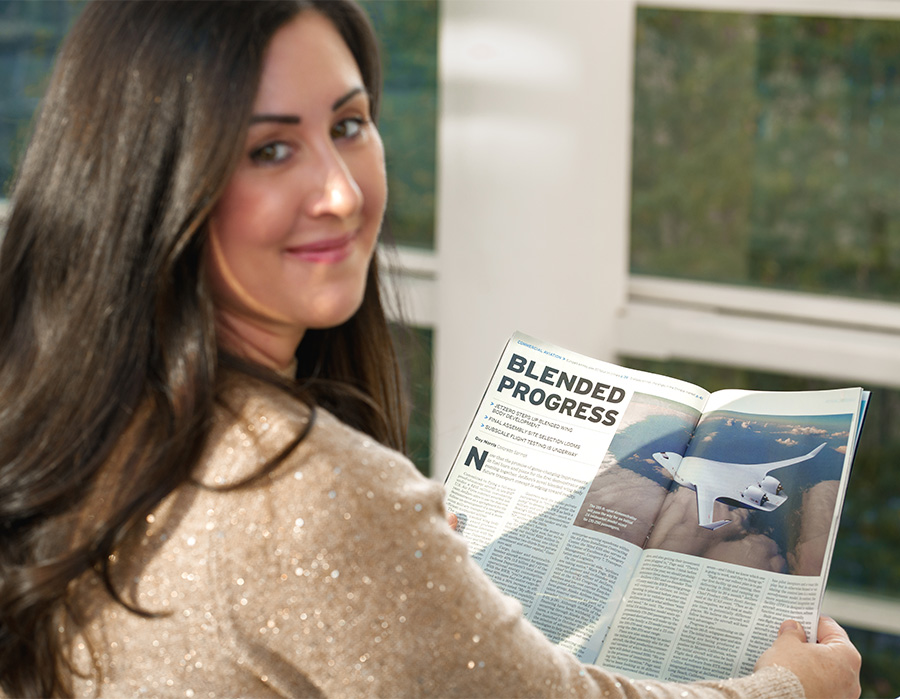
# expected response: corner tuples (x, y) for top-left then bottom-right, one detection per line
(250, 142), (291, 164)
(331, 117), (365, 140)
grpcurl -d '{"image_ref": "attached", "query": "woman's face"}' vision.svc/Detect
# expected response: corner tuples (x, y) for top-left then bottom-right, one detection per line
(207, 10), (386, 368)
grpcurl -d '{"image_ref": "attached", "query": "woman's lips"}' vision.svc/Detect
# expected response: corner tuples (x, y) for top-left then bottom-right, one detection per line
(284, 232), (356, 263)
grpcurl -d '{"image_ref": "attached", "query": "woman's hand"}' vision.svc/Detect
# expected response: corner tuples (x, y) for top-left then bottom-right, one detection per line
(755, 616), (861, 699)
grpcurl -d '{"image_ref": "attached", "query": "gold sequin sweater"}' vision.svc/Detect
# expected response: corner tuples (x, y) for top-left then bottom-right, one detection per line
(65, 378), (804, 698)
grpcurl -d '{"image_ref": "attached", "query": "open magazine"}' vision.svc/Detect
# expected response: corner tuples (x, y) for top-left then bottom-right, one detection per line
(444, 331), (868, 682)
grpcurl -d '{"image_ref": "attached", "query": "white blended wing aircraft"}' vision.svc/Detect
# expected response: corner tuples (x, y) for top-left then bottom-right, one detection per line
(652, 442), (827, 530)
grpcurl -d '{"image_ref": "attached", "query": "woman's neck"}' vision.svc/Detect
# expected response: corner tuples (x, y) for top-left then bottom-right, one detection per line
(214, 311), (302, 374)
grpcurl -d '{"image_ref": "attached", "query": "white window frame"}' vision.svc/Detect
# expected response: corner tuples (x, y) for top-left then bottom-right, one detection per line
(618, 276), (900, 389)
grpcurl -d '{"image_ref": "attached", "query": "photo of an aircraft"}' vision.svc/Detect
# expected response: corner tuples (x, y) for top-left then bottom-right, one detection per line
(652, 442), (827, 530)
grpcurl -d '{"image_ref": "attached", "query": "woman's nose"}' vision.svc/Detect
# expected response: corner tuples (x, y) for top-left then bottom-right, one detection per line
(306, 147), (363, 220)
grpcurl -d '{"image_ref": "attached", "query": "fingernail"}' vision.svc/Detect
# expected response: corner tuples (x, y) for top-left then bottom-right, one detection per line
(780, 620), (803, 634)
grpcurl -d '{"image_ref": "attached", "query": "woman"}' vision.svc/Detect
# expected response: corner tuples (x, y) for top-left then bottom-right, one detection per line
(0, 1), (860, 697)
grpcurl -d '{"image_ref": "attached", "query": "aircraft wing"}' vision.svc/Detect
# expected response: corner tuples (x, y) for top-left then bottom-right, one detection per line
(686, 442), (828, 484)
(694, 482), (731, 530)
(761, 441), (826, 471)
(740, 442), (828, 481)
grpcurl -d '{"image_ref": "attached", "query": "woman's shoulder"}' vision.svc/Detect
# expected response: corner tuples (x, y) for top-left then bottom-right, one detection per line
(196, 374), (431, 495)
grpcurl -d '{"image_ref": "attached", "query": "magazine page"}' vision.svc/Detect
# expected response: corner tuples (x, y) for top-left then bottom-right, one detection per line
(594, 387), (865, 680)
(444, 331), (710, 662)
(594, 551), (825, 681)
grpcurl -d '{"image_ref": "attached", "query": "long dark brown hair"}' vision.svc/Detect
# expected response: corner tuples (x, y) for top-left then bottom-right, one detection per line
(0, 2), (406, 696)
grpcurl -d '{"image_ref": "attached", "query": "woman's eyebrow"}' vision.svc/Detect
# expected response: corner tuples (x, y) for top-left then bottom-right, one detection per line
(332, 86), (365, 111)
(249, 113), (300, 125)
(248, 88), (364, 125)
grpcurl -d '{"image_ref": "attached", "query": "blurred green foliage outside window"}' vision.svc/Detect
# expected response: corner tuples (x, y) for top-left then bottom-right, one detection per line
(392, 325), (433, 475)
(359, 0), (437, 250)
(632, 9), (900, 301)
(0, 0), (82, 194)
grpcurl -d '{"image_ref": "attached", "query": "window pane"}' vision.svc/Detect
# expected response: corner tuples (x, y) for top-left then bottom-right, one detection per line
(631, 9), (900, 301)
(359, 0), (437, 250)
(0, 0), (83, 196)
(842, 625), (900, 699)
(618, 356), (899, 698)
(393, 324), (433, 476)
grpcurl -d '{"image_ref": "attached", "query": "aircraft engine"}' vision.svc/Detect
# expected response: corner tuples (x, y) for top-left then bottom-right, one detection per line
(742, 485), (768, 506)
(760, 475), (783, 495)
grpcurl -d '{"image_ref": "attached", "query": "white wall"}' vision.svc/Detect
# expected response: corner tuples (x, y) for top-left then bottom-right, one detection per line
(433, 0), (635, 480)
